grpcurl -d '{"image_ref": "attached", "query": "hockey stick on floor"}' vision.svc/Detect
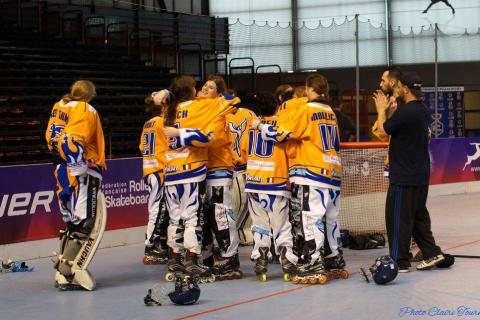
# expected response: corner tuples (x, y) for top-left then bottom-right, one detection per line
(452, 254), (480, 259)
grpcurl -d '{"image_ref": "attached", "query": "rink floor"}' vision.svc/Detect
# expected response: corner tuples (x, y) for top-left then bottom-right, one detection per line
(1, 192), (479, 320)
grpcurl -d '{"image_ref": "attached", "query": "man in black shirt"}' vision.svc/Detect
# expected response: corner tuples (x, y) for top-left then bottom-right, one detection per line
(373, 72), (445, 272)
(333, 105), (356, 142)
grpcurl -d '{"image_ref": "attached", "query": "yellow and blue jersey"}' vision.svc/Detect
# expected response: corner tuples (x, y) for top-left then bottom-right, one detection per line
(56, 101), (106, 177)
(244, 115), (290, 197)
(261, 99), (342, 189)
(226, 108), (256, 172)
(206, 96), (240, 184)
(164, 98), (236, 185)
(140, 116), (168, 178)
(45, 100), (75, 152)
(275, 97), (307, 118)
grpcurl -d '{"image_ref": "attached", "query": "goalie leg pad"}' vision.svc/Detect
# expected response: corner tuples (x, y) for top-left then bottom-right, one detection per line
(53, 191), (107, 290)
(56, 231), (86, 277)
(71, 191), (107, 290)
(232, 171), (253, 245)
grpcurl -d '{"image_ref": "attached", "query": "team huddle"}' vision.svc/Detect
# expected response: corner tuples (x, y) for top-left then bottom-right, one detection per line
(142, 74), (347, 284)
(45, 73), (347, 290)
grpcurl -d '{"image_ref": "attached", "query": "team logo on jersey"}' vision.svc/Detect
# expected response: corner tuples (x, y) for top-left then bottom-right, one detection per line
(61, 135), (85, 168)
(463, 143), (480, 171)
(49, 123), (65, 140)
(229, 119), (247, 158)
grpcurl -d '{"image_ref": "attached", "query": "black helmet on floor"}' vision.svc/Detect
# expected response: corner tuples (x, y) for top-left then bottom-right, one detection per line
(168, 275), (201, 305)
(367, 255), (398, 285)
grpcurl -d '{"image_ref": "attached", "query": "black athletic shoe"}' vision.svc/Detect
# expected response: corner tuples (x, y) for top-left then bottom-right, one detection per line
(398, 266), (410, 273)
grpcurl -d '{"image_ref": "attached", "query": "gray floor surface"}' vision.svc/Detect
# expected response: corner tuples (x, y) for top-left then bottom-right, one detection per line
(1, 193), (479, 320)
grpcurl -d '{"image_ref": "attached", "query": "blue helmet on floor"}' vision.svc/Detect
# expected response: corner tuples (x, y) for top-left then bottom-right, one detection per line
(168, 275), (201, 305)
(370, 255), (398, 285)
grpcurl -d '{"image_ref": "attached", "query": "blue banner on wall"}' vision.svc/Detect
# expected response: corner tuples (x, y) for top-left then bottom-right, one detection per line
(422, 87), (464, 138)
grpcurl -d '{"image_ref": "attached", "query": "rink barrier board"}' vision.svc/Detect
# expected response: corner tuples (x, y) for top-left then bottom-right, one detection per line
(1, 138), (480, 245)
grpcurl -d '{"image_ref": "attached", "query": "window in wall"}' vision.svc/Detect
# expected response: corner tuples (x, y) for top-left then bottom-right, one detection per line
(391, 0), (479, 32)
(210, 0), (291, 26)
(297, 0), (387, 69)
(210, 0), (293, 72)
(229, 21), (293, 72)
(391, 0), (480, 64)
(297, 0), (385, 27)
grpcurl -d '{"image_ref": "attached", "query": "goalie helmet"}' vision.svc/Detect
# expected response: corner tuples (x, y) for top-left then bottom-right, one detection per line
(368, 255), (398, 285)
(168, 275), (201, 305)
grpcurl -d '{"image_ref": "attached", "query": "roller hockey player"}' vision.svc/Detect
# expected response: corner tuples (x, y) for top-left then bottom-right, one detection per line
(50, 80), (107, 291)
(244, 91), (305, 282)
(197, 76), (243, 281)
(140, 94), (169, 265)
(254, 75), (344, 285)
(227, 106), (257, 247)
(160, 76), (235, 283)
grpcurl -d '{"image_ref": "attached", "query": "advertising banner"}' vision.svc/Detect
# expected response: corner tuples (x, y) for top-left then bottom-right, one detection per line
(430, 137), (480, 184)
(0, 158), (148, 245)
(422, 87), (465, 138)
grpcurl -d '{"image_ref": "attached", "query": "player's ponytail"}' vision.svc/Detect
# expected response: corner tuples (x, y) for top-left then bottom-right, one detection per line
(61, 93), (75, 103)
(164, 75), (196, 126)
(62, 80), (96, 104)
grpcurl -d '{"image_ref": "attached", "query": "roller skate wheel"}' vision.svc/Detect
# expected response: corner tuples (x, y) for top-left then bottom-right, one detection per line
(318, 274), (328, 284)
(165, 273), (175, 282)
(291, 276), (300, 284)
(301, 278), (309, 284)
(308, 277), (317, 285)
(341, 270), (349, 279)
(257, 273), (267, 282)
(283, 273), (291, 282)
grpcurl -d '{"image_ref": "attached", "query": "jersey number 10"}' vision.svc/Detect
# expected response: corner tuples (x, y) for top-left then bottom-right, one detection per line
(248, 130), (274, 158)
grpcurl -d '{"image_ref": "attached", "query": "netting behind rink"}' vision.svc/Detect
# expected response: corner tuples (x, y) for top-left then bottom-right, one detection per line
(226, 16), (480, 73)
(339, 142), (389, 236)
